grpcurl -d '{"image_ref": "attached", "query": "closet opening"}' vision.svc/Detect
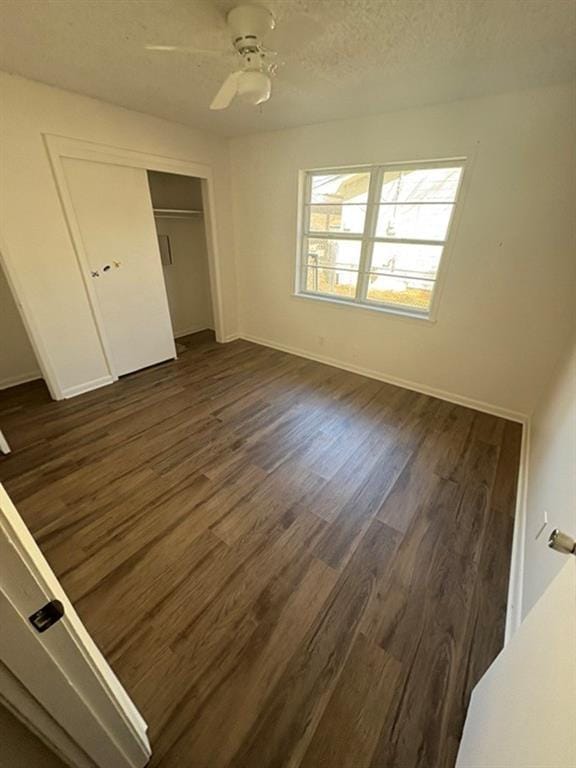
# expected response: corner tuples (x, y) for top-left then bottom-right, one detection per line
(147, 171), (215, 351)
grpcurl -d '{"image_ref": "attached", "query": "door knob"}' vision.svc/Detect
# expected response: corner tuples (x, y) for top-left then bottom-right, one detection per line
(548, 529), (576, 555)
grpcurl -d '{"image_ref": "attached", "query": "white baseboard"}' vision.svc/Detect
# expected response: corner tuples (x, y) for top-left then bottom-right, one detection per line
(220, 333), (241, 343)
(0, 371), (42, 391)
(174, 326), (212, 339)
(240, 333), (528, 424)
(504, 420), (530, 643)
(61, 375), (115, 399)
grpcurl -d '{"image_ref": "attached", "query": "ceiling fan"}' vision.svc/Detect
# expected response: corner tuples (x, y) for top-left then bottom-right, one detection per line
(148, 4), (278, 111)
(210, 4), (277, 110)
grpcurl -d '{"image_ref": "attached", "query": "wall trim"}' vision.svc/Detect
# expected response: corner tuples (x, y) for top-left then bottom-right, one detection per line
(240, 333), (529, 424)
(220, 333), (241, 343)
(504, 420), (531, 643)
(61, 375), (114, 399)
(0, 371), (42, 391)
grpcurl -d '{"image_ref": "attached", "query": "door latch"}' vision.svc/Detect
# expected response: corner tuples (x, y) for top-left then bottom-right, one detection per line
(29, 599), (65, 633)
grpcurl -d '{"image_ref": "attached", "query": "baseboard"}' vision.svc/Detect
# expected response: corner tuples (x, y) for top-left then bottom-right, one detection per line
(240, 333), (529, 424)
(220, 333), (241, 343)
(174, 326), (211, 339)
(61, 375), (115, 399)
(504, 420), (530, 643)
(0, 371), (42, 391)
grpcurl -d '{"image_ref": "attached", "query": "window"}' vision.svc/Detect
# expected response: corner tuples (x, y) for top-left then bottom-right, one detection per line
(297, 160), (465, 318)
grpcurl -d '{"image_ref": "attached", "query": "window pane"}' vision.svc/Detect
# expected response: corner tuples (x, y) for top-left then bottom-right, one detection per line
(376, 203), (453, 241)
(305, 238), (362, 270)
(307, 204), (366, 234)
(370, 243), (443, 280)
(310, 172), (370, 204)
(306, 267), (358, 298)
(380, 166), (462, 203)
(366, 275), (433, 311)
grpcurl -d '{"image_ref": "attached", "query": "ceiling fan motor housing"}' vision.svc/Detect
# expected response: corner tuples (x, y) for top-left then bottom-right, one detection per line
(227, 4), (275, 54)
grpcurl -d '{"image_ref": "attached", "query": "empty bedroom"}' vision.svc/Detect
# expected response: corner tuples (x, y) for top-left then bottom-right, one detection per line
(0, 1), (574, 767)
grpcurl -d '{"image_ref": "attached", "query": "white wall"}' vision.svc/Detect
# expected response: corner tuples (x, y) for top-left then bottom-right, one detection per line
(0, 261), (41, 389)
(230, 83), (576, 418)
(0, 73), (238, 398)
(522, 336), (576, 618)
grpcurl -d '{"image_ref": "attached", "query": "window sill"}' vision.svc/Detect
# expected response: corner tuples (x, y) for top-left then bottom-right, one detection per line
(292, 291), (437, 323)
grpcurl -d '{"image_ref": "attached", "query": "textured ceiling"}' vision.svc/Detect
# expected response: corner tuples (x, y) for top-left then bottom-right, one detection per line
(0, 0), (575, 137)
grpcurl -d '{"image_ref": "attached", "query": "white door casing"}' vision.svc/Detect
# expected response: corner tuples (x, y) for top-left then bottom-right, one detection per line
(62, 158), (176, 377)
(0, 483), (150, 768)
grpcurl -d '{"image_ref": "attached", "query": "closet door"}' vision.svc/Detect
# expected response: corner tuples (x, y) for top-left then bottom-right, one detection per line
(63, 158), (175, 376)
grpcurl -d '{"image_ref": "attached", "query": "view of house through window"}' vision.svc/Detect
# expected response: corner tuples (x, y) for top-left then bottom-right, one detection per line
(298, 161), (464, 316)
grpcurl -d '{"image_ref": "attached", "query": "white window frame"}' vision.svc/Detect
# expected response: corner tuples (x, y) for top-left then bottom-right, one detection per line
(295, 158), (466, 321)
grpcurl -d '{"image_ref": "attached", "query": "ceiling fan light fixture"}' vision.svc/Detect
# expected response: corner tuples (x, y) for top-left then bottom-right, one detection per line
(237, 70), (271, 106)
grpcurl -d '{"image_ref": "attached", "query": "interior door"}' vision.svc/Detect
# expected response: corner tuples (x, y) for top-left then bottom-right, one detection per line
(0, 483), (151, 768)
(62, 158), (176, 376)
(457, 557), (576, 767)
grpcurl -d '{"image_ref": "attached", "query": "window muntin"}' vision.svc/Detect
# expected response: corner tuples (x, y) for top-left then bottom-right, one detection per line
(298, 161), (464, 317)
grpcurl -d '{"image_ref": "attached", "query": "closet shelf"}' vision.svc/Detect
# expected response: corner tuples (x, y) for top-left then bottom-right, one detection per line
(153, 208), (203, 218)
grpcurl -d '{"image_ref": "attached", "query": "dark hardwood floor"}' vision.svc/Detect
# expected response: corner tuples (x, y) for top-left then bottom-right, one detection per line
(0, 332), (522, 768)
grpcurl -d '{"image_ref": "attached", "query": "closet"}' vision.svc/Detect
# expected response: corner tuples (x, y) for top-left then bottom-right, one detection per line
(61, 159), (214, 379)
(147, 172), (214, 341)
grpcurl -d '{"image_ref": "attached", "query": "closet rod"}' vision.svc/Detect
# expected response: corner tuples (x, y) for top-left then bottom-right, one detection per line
(153, 208), (203, 218)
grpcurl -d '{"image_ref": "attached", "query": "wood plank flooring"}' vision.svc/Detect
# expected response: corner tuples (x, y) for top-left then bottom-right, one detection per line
(0, 332), (522, 768)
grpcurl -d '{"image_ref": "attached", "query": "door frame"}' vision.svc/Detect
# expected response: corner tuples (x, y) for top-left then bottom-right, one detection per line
(0, 483), (150, 767)
(43, 133), (226, 387)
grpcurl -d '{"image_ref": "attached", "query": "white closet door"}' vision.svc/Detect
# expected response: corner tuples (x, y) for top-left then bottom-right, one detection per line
(63, 158), (175, 376)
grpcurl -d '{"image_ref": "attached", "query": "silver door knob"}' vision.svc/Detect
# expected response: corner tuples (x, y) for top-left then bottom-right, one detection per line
(548, 529), (576, 555)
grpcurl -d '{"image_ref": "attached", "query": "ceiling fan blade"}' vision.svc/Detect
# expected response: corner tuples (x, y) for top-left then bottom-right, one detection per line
(210, 71), (242, 110)
(145, 44), (232, 58)
(146, 45), (182, 52)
